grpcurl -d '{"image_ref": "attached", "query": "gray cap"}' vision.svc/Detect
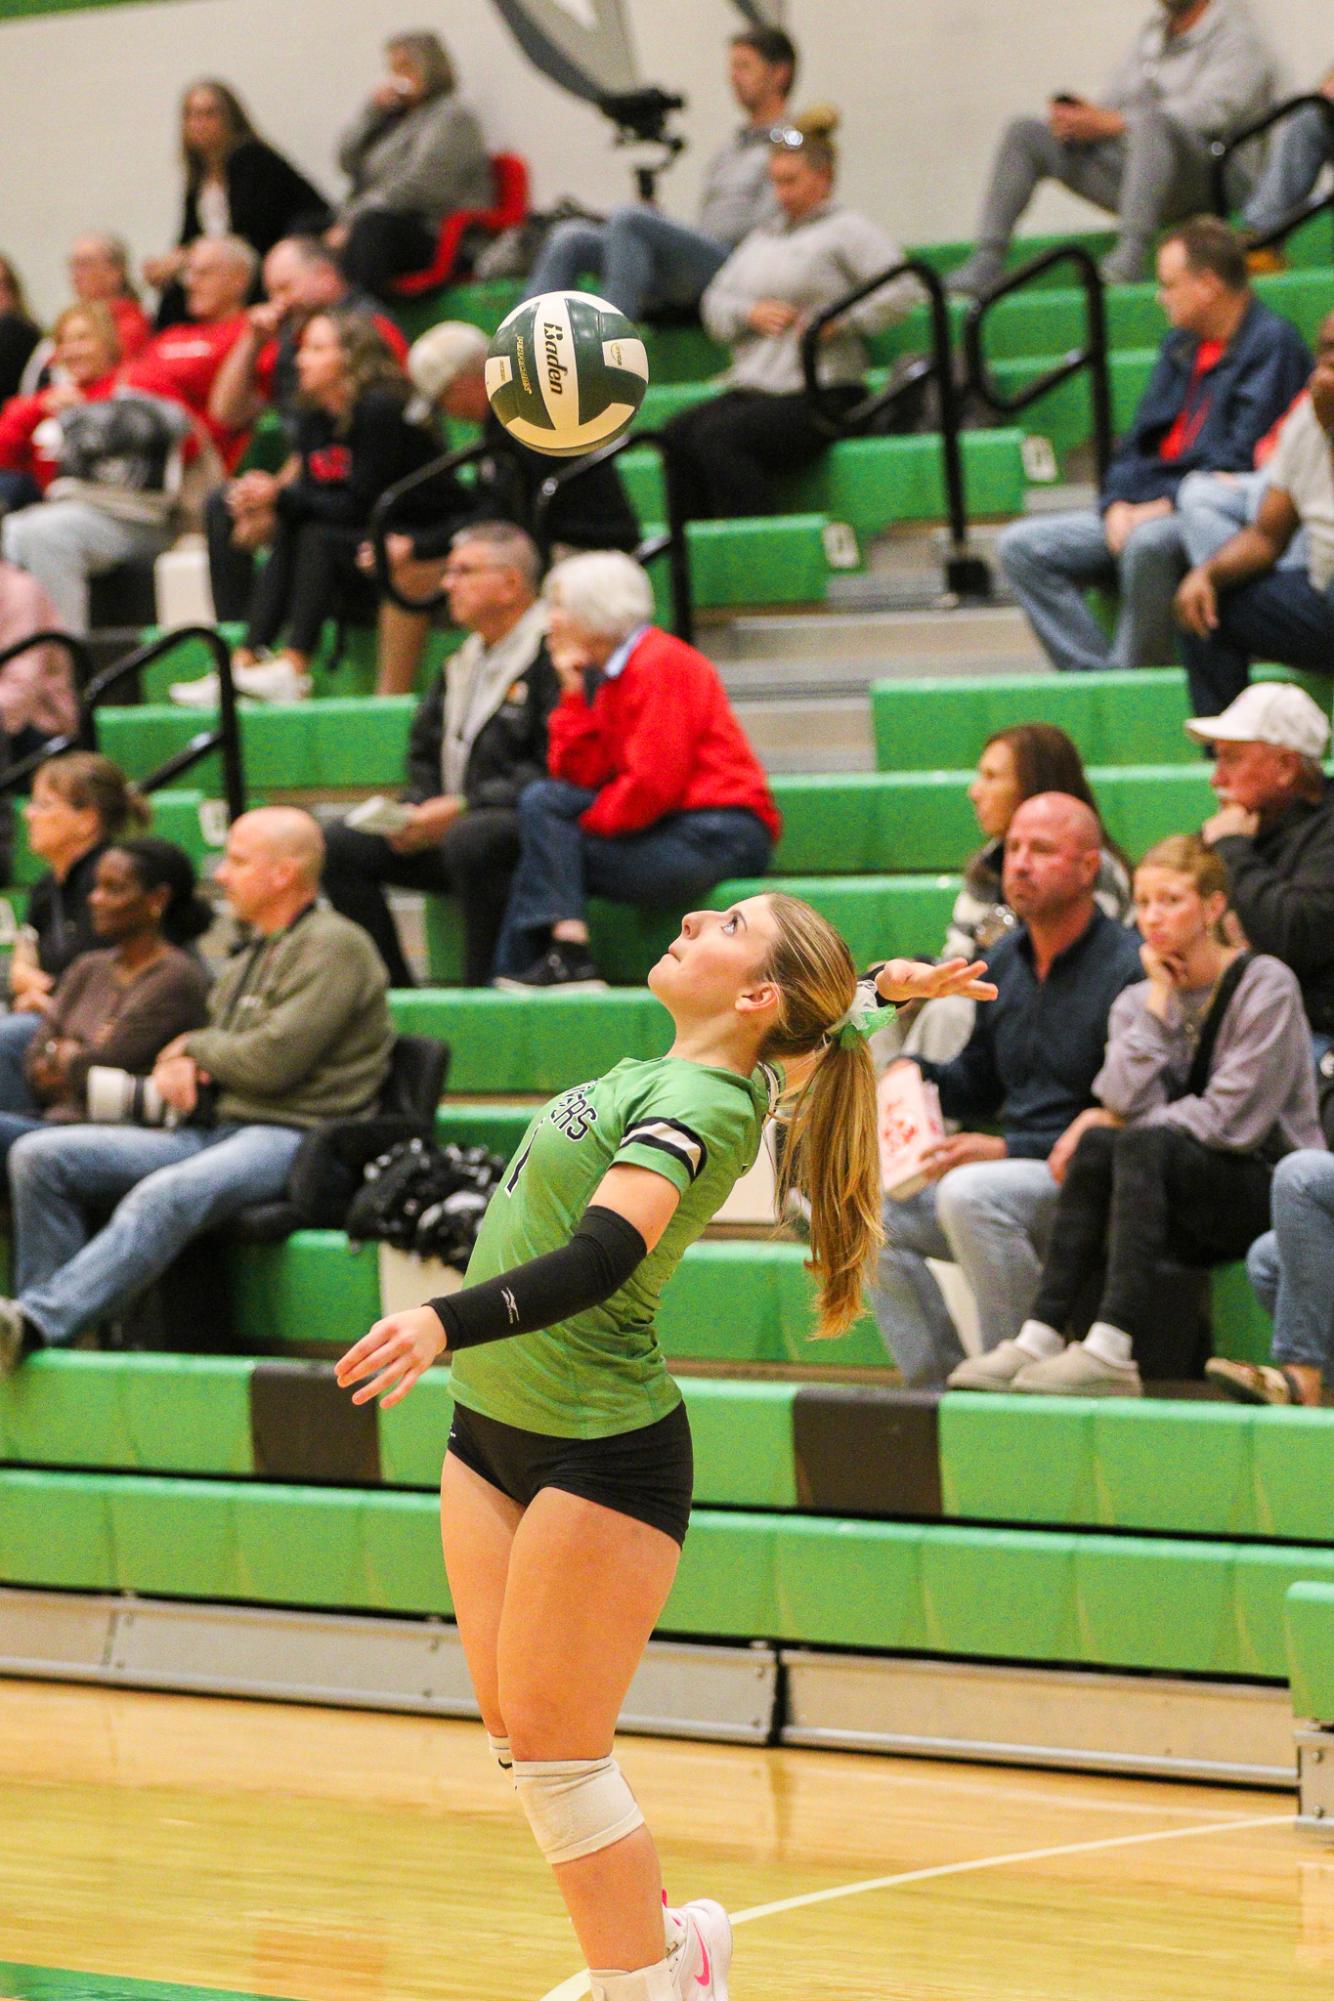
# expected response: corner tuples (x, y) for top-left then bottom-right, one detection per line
(1185, 681), (1331, 760)
(406, 320), (488, 419)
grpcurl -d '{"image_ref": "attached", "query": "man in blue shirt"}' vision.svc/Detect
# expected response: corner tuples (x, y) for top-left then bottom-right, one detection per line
(871, 793), (1143, 1386)
(997, 218), (1309, 676)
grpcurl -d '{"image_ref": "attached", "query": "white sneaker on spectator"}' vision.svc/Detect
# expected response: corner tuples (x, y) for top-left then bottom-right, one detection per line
(169, 657), (312, 707)
(1013, 1340), (1142, 1397)
(948, 1339), (1049, 1390)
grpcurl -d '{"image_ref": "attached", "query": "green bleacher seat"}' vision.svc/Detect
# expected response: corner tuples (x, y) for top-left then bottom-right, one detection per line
(1286, 1582), (1334, 1721)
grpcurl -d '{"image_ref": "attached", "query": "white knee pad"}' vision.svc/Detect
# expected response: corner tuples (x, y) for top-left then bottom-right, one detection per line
(512, 1755), (645, 1865)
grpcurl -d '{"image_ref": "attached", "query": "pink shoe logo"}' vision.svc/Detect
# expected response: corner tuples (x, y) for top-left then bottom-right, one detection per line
(693, 1924), (711, 1991)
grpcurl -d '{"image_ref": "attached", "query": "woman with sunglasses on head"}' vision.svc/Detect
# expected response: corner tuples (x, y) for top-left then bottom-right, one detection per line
(337, 894), (994, 2001)
(661, 109), (919, 521)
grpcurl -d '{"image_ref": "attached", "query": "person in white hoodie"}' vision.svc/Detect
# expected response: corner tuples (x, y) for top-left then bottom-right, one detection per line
(661, 109), (917, 521)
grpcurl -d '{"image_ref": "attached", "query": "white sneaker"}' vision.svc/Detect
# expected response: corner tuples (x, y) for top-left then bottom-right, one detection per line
(1013, 1341), (1142, 1397)
(669, 1900), (731, 2001)
(169, 658), (313, 707)
(947, 1339), (1046, 1391)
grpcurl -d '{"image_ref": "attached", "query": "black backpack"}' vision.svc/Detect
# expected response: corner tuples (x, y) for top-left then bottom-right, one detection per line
(345, 1137), (507, 1268)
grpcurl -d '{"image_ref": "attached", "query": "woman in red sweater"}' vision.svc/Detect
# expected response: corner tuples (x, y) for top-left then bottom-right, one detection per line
(0, 302), (120, 515)
(494, 551), (779, 989)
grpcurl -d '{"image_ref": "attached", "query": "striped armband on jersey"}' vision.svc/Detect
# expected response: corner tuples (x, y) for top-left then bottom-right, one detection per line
(616, 1117), (708, 1183)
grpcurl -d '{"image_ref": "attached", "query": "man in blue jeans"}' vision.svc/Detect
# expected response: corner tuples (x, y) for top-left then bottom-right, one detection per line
(871, 793), (1143, 1387)
(0, 806), (394, 1373)
(998, 217), (1309, 675)
(523, 27), (795, 322)
(1207, 1146), (1334, 1408)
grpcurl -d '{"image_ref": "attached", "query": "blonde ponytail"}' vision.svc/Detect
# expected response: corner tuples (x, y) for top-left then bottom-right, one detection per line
(761, 894), (883, 1339)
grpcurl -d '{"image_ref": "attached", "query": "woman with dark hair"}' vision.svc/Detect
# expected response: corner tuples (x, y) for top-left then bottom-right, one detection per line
(170, 309), (443, 706)
(0, 837), (211, 1161)
(330, 30), (491, 298)
(0, 256), (41, 404)
(879, 722), (1133, 1067)
(143, 79), (329, 327)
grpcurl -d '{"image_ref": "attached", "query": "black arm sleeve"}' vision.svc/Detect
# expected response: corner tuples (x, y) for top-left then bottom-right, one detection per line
(428, 1204), (649, 1351)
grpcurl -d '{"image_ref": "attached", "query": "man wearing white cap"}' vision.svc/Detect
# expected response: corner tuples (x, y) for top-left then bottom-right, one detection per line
(367, 321), (637, 694)
(1176, 310), (1334, 714)
(1192, 681), (1334, 1048)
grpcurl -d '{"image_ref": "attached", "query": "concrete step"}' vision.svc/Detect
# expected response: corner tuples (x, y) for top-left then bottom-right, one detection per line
(709, 603), (1045, 671)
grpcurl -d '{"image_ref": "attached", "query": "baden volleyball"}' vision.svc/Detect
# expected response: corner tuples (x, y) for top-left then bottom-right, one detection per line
(484, 290), (649, 457)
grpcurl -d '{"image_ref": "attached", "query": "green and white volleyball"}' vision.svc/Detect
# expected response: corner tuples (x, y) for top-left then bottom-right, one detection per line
(485, 291), (649, 457)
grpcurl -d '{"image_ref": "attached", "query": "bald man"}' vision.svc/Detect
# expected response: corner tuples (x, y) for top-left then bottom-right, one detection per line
(871, 791), (1143, 1388)
(0, 808), (394, 1373)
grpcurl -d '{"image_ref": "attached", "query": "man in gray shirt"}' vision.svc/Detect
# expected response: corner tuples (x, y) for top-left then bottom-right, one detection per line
(523, 26), (796, 321)
(950, 0), (1279, 293)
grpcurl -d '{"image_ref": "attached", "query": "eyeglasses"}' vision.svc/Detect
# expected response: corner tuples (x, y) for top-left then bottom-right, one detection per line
(768, 125), (806, 150)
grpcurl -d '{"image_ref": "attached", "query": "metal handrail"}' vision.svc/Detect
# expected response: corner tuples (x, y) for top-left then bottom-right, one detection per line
(90, 626), (246, 822)
(1211, 93), (1334, 252)
(531, 429), (694, 643)
(368, 440), (484, 613)
(963, 242), (1114, 485)
(801, 255), (990, 598)
(0, 630), (97, 795)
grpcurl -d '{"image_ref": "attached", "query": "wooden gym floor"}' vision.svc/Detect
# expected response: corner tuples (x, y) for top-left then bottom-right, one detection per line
(1, 1678), (1330, 2001)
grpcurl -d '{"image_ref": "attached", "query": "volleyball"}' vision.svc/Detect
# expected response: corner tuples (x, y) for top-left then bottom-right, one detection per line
(484, 290), (649, 458)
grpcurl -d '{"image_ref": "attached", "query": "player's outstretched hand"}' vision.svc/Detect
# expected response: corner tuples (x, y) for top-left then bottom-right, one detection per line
(875, 957), (999, 1005)
(335, 1307), (448, 1409)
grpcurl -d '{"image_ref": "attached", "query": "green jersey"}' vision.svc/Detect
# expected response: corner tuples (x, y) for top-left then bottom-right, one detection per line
(448, 1054), (779, 1439)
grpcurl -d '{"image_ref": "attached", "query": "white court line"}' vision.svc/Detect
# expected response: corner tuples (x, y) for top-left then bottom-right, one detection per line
(536, 1810), (1289, 2001)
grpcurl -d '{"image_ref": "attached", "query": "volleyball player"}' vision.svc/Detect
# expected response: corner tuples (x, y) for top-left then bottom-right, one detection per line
(336, 892), (995, 2001)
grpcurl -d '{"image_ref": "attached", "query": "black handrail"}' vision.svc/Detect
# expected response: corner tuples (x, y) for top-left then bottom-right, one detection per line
(963, 242), (1114, 485)
(1211, 94), (1334, 252)
(531, 429), (695, 644)
(0, 630), (97, 794)
(368, 441), (485, 613)
(87, 626), (246, 822)
(800, 257), (990, 599)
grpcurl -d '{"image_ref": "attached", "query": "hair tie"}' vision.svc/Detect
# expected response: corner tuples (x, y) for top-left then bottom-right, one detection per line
(825, 977), (882, 1051)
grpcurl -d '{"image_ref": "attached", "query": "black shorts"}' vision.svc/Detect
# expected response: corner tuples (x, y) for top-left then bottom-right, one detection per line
(446, 1398), (694, 1547)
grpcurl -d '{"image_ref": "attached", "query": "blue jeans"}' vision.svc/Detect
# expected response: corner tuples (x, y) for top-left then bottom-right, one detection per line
(997, 507), (1187, 673)
(1243, 102), (1334, 236)
(493, 779), (775, 977)
(1247, 1149), (1334, 1373)
(1175, 468), (1307, 574)
(0, 1011), (42, 1114)
(870, 1158), (1061, 1386)
(1179, 568), (1334, 716)
(526, 207), (729, 319)
(9, 1120), (304, 1347)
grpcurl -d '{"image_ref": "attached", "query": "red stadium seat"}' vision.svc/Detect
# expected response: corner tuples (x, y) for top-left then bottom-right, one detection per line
(390, 152), (530, 298)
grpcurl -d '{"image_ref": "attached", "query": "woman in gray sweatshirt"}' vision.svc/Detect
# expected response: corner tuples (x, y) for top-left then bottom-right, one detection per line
(332, 30), (492, 298)
(951, 832), (1322, 1398)
(662, 108), (917, 520)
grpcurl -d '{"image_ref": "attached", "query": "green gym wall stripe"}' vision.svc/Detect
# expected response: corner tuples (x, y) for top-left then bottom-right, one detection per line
(0, 1963), (297, 2001)
(0, 0), (195, 15)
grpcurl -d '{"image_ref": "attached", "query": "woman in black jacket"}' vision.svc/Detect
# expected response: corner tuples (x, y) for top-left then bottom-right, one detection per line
(143, 79), (329, 327)
(213, 310), (441, 703)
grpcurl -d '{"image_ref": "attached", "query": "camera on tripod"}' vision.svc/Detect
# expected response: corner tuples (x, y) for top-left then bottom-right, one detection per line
(595, 86), (687, 202)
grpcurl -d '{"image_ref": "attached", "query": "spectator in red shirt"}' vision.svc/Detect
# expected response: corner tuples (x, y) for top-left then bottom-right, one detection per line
(204, 234), (407, 623)
(124, 235), (256, 471)
(170, 308), (441, 707)
(493, 551), (779, 989)
(0, 303), (120, 515)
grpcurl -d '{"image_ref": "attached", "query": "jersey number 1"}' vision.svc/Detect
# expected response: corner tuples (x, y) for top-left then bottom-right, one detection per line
(505, 1139), (534, 1196)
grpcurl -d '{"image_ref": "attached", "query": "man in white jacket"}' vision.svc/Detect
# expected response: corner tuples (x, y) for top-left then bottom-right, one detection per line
(949, 0), (1280, 293)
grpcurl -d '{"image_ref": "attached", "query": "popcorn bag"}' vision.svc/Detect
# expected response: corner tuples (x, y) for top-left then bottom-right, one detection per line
(877, 1062), (945, 1202)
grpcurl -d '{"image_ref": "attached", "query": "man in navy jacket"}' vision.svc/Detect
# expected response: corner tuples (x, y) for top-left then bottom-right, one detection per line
(998, 217), (1309, 674)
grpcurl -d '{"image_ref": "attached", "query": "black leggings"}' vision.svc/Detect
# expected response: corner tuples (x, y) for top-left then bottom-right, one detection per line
(244, 518), (372, 655)
(341, 210), (438, 298)
(1030, 1122), (1274, 1366)
(662, 384), (861, 520)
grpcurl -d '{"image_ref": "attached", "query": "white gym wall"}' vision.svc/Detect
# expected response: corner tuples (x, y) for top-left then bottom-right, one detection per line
(0, 0), (1326, 318)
